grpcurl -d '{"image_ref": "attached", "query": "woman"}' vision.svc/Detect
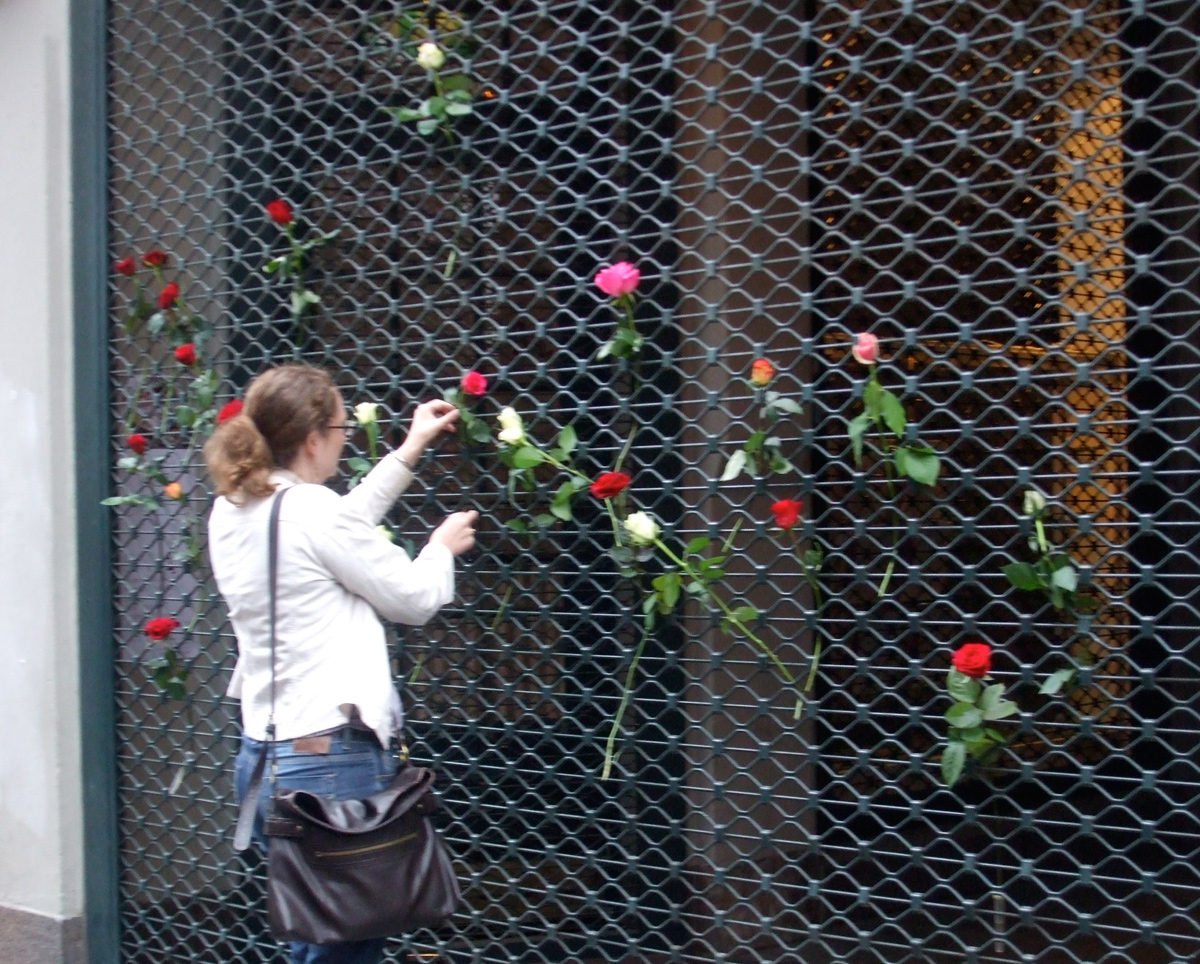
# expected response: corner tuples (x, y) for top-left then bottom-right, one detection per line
(204, 364), (476, 964)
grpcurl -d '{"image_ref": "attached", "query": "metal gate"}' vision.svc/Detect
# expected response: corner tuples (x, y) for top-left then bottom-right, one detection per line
(102, 1), (1200, 960)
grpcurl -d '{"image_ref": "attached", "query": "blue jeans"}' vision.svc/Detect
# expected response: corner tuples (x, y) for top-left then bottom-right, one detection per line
(235, 727), (399, 964)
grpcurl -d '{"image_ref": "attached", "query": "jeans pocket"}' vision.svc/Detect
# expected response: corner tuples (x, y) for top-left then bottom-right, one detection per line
(274, 757), (338, 799)
(330, 748), (392, 800)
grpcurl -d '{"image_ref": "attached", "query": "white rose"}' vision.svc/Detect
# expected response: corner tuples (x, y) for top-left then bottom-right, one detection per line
(354, 402), (379, 426)
(1022, 489), (1046, 515)
(624, 511), (660, 546)
(497, 407), (525, 445)
(416, 42), (446, 71)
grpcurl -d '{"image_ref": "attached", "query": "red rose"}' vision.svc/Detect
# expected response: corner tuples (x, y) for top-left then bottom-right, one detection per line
(127, 433), (148, 455)
(114, 256), (136, 277)
(952, 642), (993, 679)
(174, 342), (197, 366)
(750, 359), (775, 387)
(590, 471), (632, 500)
(144, 616), (180, 641)
(771, 498), (803, 530)
(266, 199), (294, 226)
(142, 250), (169, 269)
(217, 399), (244, 424)
(461, 370), (488, 397)
(158, 282), (180, 310)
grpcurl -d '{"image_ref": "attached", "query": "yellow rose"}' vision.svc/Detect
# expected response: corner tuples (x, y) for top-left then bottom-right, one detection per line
(163, 481), (184, 501)
(497, 407), (526, 445)
(416, 42), (445, 71)
(623, 511), (660, 546)
(354, 402), (379, 426)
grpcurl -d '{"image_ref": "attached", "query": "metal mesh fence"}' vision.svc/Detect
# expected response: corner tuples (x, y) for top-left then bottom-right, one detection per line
(103, 1), (1200, 961)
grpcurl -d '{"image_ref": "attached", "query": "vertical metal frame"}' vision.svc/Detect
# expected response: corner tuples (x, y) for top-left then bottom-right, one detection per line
(72, 0), (120, 960)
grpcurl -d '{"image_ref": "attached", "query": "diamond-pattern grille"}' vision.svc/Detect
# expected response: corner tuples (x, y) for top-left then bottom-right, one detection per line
(104, 1), (1200, 961)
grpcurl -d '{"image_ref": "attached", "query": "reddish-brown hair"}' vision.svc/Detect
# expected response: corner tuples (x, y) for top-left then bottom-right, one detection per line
(204, 365), (338, 502)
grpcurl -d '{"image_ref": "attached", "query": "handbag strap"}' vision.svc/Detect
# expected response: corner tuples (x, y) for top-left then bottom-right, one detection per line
(233, 486), (288, 852)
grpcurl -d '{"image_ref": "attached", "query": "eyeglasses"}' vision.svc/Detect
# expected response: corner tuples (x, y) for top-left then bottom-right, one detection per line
(326, 422), (356, 438)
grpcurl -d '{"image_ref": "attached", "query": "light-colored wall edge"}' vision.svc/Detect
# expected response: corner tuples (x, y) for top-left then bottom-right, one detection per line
(0, 904), (85, 964)
(0, 0), (84, 925)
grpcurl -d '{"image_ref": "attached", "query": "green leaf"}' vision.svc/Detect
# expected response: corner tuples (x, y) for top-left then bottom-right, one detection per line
(941, 741), (967, 787)
(441, 74), (473, 92)
(848, 413), (872, 465)
(175, 405), (195, 428)
(652, 571), (682, 614)
(557, 424), (578, 455)
(1050, 562), (1079, 592)
(263, 255), (288, 275)
(388, 107), (424, 123)
(550, 481), (577, 522)
(945, 703), (984, 729)
(982, 699), (1019, 722)
(863, 377), (883, 418)
(744, 430), (766, 455)
(533, 513), (557, 529)
(685, 580), (706, 595)
(510, 446), (546, 469)
(346, 457), (372, 475)
(731, 605), (758, 625)
(896, 445), (940, 486)
(100, 495), (160, 510)
(770, 397), (803, 415)
(880, 389), (907, 437)
(417, 117), (441, 136)
(979, 685), (1019, 722)
(467, 419), (493, 445)
(1002, 561), (1043, 591)
(504, 519), (529, 535)
(1039, 667), (1077, 696)
(290, 289), (321, 317)
(946, 669), (982, 704)
(685, 536), (712, 556)
(979, 683), (1006, 713)
(597, 340), (614, 360)
(720, 449), (747, 482)
(444, 102), (473, 117)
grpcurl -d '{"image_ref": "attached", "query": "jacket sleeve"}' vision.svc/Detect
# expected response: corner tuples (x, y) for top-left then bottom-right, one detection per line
(338, 452), (415, 527)
(310, 493), (455, 625)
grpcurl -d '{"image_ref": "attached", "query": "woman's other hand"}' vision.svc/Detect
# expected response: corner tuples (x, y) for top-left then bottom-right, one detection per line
(397, 400), (459, 464)
(429, 510), (479, 557)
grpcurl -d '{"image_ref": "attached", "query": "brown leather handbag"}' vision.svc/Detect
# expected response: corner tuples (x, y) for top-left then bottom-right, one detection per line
(235, 488), (461, 943)
(265, 765), (460, 943)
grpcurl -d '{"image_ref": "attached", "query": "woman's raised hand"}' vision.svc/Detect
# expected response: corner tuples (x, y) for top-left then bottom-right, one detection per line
(397, 399), (460, 464)
(429, 510), (479, 557)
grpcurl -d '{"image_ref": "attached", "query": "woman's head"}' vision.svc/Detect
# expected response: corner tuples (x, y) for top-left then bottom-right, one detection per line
(204, 364), (342, 501)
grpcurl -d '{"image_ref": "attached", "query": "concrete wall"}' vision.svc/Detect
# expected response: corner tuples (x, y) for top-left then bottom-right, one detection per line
(0, 0), (86, 960)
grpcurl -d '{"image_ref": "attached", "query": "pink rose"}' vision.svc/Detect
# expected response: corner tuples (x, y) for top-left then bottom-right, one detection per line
(595, 262), (641, 298)
(852, 332), (880, 365)
(461, 371), (488, 397)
